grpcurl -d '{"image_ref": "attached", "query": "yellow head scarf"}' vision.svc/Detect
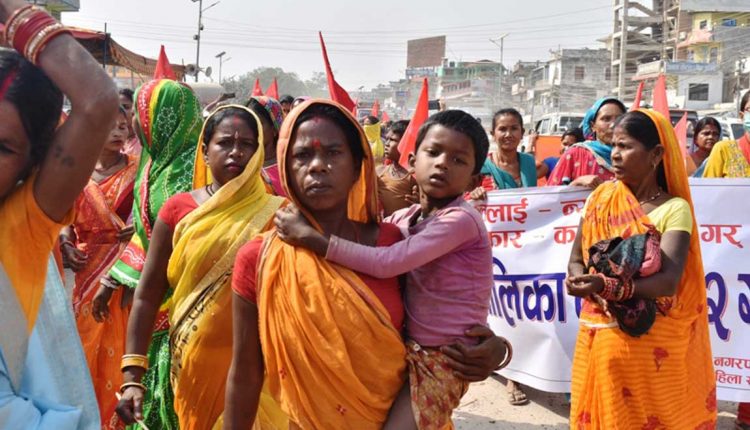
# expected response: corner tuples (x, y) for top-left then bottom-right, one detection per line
(259, 99), (406, 429)
(364, 122), (385, 161)
(166, 105), (285, 429)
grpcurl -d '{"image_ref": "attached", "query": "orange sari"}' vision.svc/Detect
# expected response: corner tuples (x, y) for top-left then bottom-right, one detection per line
(570, 110), (716, 429)
(72, 156), (137, 429)
(257, 99), (407, 429)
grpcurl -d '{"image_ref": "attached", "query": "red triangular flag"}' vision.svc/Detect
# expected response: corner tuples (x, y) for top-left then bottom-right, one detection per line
(674, 112), (688, 160)
(631, 81), (644, 111)
(319, 32), (356, 113)
(371, 100), (380, 118)
(265, 78), (279, 100)
(382, 111), (390, 123)
(397, 78), (429, 169)
(252, 78), (263, 97)
(153, 45), (176, 80)
(652, 74), (670, 119)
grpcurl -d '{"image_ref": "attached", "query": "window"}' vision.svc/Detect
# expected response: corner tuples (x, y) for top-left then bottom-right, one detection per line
(574, 66), (585, 81)
(699, 20), (708, 29)
(688, 83), (709, 101)
(604, 66), (612, 81)
(722, 18), (737, 27)
(688, 50), (695, 61)
(709, 47), (718, 63)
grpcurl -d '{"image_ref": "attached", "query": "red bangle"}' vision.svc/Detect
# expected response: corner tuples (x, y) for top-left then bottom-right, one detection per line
(13, 11), (57, 58)
(2, 4), (33, 44)
(28, 24), (68, 64)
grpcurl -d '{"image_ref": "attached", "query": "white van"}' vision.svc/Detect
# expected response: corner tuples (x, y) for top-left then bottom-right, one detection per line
(718, 118), (745, 141)
(534, 112), (585, 135)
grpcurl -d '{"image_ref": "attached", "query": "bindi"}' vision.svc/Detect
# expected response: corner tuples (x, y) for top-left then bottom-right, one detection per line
(311, 139), (322, 150)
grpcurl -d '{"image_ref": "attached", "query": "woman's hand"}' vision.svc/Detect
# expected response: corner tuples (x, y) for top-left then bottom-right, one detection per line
(117, 225), (135, 242)
(91, 284), (113, 323)
(469, 187), (487, 202)
(565, 274), (604, 297)
(441, 325), (507, 382)
(115, 385), (145, 425)
(569, 175), (602, 189)
(404, 184), (420, 205)
(274, 205), (329, 255)
(62, 243), (88, 272)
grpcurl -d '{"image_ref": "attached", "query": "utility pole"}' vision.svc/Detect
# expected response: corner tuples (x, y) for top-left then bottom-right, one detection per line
(191, 0), (220, 82)
(215, 51), (228, 84)
(490, 33), (509, 106)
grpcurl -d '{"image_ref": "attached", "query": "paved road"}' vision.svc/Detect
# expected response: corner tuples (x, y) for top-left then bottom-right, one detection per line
(454, 375), (739, 429)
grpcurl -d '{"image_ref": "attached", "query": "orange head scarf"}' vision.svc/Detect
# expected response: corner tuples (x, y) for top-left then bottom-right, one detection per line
(258, 99), (406, 429)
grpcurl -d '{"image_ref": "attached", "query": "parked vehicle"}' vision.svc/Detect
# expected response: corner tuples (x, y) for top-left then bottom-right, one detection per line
(717, 117), (745, 141)
(534, 112), (584, 135)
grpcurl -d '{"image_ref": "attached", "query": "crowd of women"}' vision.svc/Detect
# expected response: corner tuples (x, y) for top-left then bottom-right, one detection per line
(1, 1), (750, 429)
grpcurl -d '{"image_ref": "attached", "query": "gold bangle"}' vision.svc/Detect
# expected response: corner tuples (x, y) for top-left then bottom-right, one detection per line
(495, 337), (513, 370)
(121, 354), (149, 372)
(25, 22), (62, 64)
(120, 381), (147, 394)
(30, 25), (67, 65)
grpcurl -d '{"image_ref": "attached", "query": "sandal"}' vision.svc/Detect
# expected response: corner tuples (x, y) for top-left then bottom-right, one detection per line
(507, 382), (529, 406)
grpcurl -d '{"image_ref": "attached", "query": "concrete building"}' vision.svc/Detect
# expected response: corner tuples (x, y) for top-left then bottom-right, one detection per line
(26, 0), (79, 18)
(510, 49), (612, 119)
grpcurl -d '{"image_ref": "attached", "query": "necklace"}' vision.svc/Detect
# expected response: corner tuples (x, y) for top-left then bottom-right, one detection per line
(205, 183), (216, 197)
(638, 189), (662, 206)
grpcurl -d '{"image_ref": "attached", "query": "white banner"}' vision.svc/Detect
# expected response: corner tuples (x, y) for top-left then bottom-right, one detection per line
(481, 179), (750, 402)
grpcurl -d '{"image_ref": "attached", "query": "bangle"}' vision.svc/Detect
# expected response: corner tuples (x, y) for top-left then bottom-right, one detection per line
(121, 354), (149, 372)
(120, 381), (147, 394)
(101, 277), (122, 290)
(495, 337), (513, 370)
(2, 4), (34, 46)
(28, 23), (67, 65)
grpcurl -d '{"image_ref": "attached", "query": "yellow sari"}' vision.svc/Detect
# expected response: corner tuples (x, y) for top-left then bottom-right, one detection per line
(166, 105), (286, 430)
(570, 110), (716, 429)
(257, 99), (407, 429)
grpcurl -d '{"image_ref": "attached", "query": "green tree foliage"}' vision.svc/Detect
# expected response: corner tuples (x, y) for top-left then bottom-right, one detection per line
(222, 67), (328, 102)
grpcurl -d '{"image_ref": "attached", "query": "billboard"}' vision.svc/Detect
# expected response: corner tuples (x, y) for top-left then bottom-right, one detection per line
(407, 36), (446, 68)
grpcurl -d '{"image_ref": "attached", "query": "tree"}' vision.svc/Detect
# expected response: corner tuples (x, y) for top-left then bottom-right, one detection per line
(223, 67), (327, 102)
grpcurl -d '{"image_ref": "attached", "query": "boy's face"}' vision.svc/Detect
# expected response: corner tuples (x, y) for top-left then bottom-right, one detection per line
(410, 125), (477, 200)
(384, 130), (402, 162)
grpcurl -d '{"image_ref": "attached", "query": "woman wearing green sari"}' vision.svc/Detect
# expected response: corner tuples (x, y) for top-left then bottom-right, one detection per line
(104, 78), (202, 429)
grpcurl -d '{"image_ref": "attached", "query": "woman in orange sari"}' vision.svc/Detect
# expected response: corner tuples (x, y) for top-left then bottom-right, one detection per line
(59, 108), (138, 429)
(566, 109), (716, 429)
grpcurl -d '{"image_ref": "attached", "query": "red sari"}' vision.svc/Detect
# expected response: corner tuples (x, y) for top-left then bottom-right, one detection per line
(71, 156), (137, 429)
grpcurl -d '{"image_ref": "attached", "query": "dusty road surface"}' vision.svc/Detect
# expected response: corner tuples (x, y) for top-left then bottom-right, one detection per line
(453, 375), (739, 429)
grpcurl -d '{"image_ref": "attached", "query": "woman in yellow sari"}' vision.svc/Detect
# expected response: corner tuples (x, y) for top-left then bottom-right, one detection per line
(115, 105), (285, 429)
(566, 109), (716, 429)
(702, 90), (750, 179)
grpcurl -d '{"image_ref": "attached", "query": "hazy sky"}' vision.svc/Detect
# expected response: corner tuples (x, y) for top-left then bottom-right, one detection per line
(62, 0), (613, 89)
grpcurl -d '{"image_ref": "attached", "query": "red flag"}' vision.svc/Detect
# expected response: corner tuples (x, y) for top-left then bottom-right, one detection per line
(153, 45), (176, 80)
(652, 74), (670, 119)
(371, 99), (380, 118)
(674, 112), (688, 160)
(319, 32), (356, 113)
(382, 111), (390, 123)
(397, 78), (429, 169)
(252, 78), (263, 96)
(265, 78), (279, 100)
(631, 81), (644, 111)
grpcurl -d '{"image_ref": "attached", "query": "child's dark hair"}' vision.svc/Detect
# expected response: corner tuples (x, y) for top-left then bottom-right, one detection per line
(366, 115), (379, 125)
(415, 110), (489, 174)
(246, 98), (275, 134)
(694, 117), (721, 138)
(0, 49), (63, 171)
(561, 127), (585, 142)
(388, 120), (409, 138)
(614, 111), (668, 190)
(119, 88), (134, 103)
(292, 103), (364, 168)
(202, 107), (259, 151)
(491, 108), (524, 132)
(740, 90), (750, 113)
(280, 94), (294, 104)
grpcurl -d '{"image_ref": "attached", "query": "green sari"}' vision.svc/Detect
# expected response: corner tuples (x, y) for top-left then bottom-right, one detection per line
(108, 79), (202, 430)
